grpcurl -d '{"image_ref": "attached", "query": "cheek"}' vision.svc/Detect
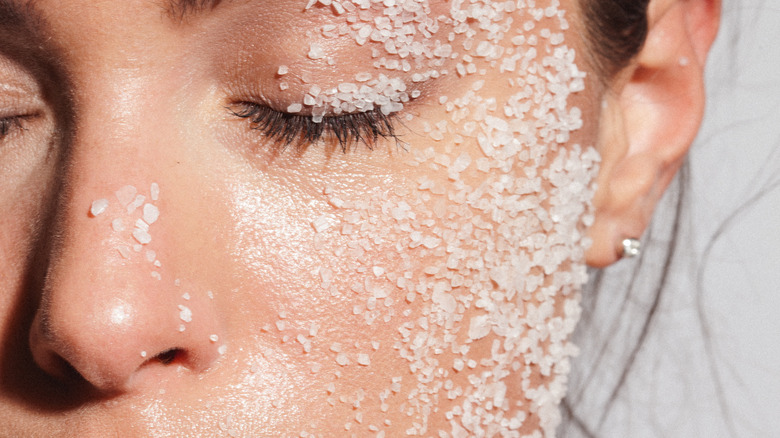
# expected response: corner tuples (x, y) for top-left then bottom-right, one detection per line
(212, 96), (598, 434)
(167, 1), (600, 434)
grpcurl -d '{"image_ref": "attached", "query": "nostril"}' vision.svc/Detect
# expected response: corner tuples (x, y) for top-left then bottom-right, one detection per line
(155, 348), (182, 365)
(59, 358), (86, 383)
(39, 352), (87, 384)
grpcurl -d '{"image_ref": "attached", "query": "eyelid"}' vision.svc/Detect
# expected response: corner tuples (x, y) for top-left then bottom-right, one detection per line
(229, 102), (400, 153)
(0, 113), (39, 140)
(0, 115), (24, 139)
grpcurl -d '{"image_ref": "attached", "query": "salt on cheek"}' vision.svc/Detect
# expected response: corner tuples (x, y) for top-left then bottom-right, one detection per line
(248, 0), (597, 435)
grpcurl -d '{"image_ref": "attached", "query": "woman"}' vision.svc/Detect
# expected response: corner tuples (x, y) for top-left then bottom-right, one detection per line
(0, 0), (719, 436)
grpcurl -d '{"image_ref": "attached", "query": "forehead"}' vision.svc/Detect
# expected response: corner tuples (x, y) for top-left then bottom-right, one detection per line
(10, 0), (580, 36)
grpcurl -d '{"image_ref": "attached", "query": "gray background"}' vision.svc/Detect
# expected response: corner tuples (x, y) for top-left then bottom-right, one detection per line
(600, 2), (780, 436)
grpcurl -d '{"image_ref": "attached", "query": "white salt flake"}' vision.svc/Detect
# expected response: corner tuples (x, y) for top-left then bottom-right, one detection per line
(135, 219), (149, 232)
(178, 305), (192, 323)
(311, 215), (334, 233)
(90, 199), (109, 217)
(127, 194), (146, 214)
(132, 228), (152, 245)
(150, 182), (160, 201)
(468, 314), (491, 341)
(115, 185), (137, 207)
(143, 204), (159, 224)
(308, 43), (325, 60)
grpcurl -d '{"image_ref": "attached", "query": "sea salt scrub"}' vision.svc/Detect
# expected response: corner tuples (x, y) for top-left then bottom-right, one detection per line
(240, 0), (599, 435)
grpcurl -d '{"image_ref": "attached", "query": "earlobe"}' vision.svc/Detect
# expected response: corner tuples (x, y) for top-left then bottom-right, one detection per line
(585, 0), (720, 268)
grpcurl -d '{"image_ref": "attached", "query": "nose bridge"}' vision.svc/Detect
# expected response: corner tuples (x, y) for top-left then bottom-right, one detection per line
(28, 65), (222, 394)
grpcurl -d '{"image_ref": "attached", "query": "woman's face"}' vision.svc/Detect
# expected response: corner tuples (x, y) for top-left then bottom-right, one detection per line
(1, 0), (601, 435)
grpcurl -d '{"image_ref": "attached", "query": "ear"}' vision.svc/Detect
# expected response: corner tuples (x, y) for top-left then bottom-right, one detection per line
(585, 0), (721, 267)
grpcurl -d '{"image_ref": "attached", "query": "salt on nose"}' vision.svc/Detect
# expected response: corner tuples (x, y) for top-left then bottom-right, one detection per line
(90, 198), (109, 216)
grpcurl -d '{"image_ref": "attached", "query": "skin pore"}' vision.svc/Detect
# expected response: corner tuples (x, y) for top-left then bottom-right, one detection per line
(0, 0), (719, 436)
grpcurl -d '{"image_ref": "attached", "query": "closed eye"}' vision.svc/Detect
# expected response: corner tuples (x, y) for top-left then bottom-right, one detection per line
(229, 102), (400, 153)
(0, 115), (28, 141)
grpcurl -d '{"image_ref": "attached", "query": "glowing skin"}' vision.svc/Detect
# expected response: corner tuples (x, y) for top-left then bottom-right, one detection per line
(0, 0), (602, 436)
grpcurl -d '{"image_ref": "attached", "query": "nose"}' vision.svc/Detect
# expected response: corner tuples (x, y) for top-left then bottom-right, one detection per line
(28, 182), (223, 394)
(27, 72), (223, 394)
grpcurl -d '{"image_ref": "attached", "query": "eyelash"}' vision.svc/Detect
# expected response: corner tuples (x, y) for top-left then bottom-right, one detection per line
(230, 103), (399, 152)
(0, 116), (26, 140)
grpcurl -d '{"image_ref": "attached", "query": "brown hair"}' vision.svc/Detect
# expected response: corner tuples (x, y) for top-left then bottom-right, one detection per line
(581, 0), (651, 78)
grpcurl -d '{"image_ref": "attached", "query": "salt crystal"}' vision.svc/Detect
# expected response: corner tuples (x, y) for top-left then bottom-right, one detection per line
(127, 194), (146, 214)
(178, 305), (192, 322)
(135, 219), (149, 232)
(468, 314), (491, 340)
(277, 65), (289, 75)
(209, 334), (219, 342)
(287, 103), (303, 113)
(357, 353), (370, 366)
(115, 185), (137, 207)
(90, 199), (109, 216)
(218, 345), (227, 355)
(132, 228), (152, 245)
(143, 204), (159, 224)
(308, 43), (325, 59)
(150, 182), (160, 201)
(311, 216), (333, 233)
(453, 358), (464, 371)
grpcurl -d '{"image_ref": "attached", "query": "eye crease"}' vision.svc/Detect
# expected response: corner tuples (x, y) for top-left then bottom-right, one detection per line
(229, 102), (400, 152)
